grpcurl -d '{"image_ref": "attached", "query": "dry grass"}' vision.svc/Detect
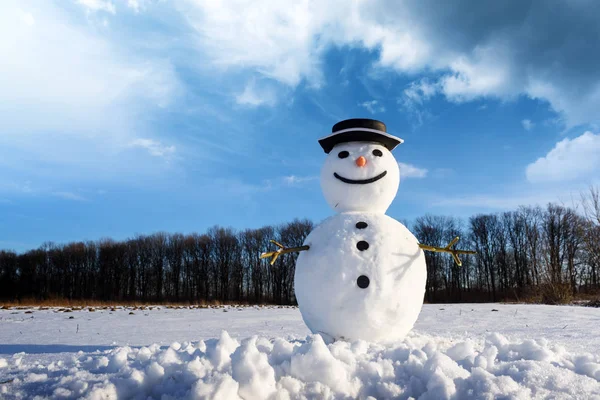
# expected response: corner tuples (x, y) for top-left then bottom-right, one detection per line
(539, 283), (574, 305)
(0, 298), (282, 309)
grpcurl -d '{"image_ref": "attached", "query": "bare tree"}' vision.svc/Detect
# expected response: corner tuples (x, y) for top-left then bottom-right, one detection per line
(2, 202), (599, 304)
(581, 186), (600, 290)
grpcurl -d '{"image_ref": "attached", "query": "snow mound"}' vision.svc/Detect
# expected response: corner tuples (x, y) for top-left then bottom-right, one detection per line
(1, 331), (599, 399)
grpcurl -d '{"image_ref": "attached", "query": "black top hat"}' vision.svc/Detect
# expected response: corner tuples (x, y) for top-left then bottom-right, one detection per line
(318, 118), (404, 153)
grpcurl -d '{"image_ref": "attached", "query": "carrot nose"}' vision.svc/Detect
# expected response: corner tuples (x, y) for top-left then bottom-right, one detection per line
(356, 156), (367, 167)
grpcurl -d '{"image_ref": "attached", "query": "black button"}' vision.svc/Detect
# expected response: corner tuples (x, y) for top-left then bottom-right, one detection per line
(355, 221), (368, 229)
(356, 241), (369, 251)
(357, 275), (370, 289)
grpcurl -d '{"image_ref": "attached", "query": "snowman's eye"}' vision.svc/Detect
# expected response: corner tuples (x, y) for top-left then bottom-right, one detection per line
(372, 149), (383, 157)
(338, 151), (350, 159)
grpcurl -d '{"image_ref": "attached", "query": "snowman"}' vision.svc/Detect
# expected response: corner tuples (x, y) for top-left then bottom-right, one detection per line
(262, 119), (474, 343)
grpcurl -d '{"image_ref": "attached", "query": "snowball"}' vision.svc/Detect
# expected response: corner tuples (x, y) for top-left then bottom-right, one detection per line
(185, 357), (210, 381)
(455, 367), (530, 399)
(373, 381), (405, 398)
(474, 345), (498, 369)
(231, 336), (277, 399)
(53, 387), (72, 397)
(71, 379), (89, 395)
(191, 374), (241, 400)
(13, 355), (22, 367)
(86, 381), (118, 400)
(136, 346), (152, 362)
(106, 347), (129, 372)
(289, 335), (358, 396)
(25, 372), (48, 383)
(128, 369), (145, 385)
(207, 331), (239, 371)
(158, 347), (180, 366)
(145, 361), (164, 384)
(574, 357), (600, 380)
(295, 213), (426, 343)
(277, 376), (304, 396)
(269, 338), (296, 366)
(93, 356), (109, 369)
(446, 341), (476, 362)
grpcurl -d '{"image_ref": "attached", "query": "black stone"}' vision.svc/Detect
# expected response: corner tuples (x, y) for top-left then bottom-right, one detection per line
(355, 221), (368, 229)
(372, 149), (383, 157)
(338, 150), (349, 159)
(356, 241), (369, 251)
(357, 275), (370, 289)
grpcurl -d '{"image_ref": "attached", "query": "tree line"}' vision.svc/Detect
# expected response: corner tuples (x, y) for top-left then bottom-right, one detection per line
(1, 188), (599, 304)
(0, 219), (313, 305)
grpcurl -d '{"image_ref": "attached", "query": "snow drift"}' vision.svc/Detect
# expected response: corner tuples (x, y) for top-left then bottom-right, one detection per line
(2, 329), (600, 399)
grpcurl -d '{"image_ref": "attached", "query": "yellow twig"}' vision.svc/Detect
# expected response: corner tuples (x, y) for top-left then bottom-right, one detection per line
(419, 236), (476, 266)
(260, 240), (310, 265)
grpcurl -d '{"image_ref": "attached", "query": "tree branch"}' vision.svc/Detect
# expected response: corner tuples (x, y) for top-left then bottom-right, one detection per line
(419, 236), (476, 266)
(260, 240), (310, 265)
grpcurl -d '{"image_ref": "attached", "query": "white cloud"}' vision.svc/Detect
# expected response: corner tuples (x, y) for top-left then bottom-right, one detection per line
(522, 119), (534, 131)
(175, 1), (600, 126)
(0, 2), (179, 135)
(52, 191), (88, 201)
(398, 162), (428, 179)
(283, 175), (318, 186)
(403, 79), (438, 105)
(400, 79), (438, 125)
(1, 181), (90, 201)
(431, 176), (599, 212)
(127, 0), (143, 13)
(439, 46), (515, 102)
(236, 80), (278, 107)
(129, 139), (176, 158)
(526, 131), (600, 183)
(434, 192), (572, 210)
(18, 9), (35, 26)
(0, 181), (34, 194)
(178, 0), (327, 88)
(76, 0), (116, 14)
(359, 100), (385, 114)
(0, 2), (181, 190)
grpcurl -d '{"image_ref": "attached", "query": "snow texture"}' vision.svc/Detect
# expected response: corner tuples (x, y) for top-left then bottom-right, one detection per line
(1, 304), (600, 399)
(320, 142), (400, 213)
(296, 213), (426, 342)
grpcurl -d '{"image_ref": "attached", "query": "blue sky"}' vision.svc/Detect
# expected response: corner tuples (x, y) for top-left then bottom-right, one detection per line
(1, 0), (600, 252)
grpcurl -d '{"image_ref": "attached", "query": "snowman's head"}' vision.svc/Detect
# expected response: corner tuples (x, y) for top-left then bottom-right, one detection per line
(320, 141), (400, 213)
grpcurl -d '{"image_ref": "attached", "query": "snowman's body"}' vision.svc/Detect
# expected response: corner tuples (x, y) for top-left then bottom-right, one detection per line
(293, 121), (427, 343)
(295, 212), (426, 343)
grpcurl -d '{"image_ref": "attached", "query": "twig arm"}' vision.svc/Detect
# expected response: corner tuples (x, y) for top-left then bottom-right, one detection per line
(418, 236), (476, 266)
(260, 240), (310, 265)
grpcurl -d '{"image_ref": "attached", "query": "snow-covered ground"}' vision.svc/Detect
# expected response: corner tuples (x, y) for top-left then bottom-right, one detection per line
(1, 304), (599, 399)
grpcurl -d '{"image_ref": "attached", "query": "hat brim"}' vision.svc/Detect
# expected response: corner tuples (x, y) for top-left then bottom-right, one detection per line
(318, 127), (404, 154)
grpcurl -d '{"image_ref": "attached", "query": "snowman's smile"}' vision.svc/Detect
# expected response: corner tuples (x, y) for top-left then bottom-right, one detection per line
(333, 170), (387, 185)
